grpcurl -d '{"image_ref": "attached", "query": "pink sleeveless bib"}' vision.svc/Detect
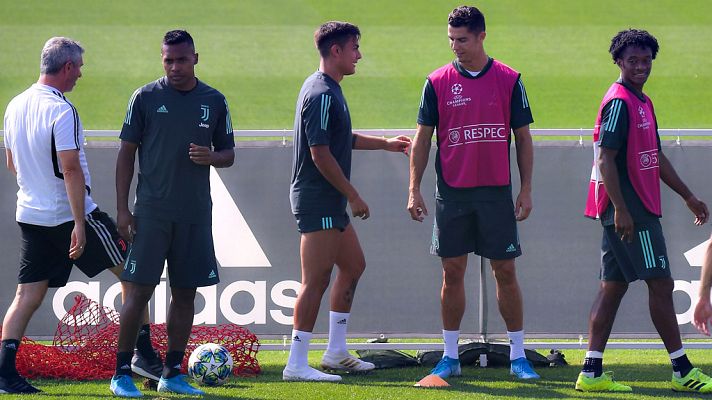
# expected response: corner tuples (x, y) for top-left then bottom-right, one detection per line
(584, 83), (661, 218)
(429, 60), (519, 188)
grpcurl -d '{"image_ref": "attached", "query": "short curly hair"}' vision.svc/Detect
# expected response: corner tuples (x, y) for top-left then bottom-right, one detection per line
(448, 6), (485, 34)
(609, 29), (659, 62)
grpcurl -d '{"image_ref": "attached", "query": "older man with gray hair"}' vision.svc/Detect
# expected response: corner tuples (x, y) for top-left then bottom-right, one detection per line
(1, 37), (158, 394)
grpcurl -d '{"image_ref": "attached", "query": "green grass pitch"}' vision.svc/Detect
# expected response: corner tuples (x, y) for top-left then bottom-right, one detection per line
(1, 0), (712, 397)
(9, 349), (712, 399)
(1, 0), (711, 130)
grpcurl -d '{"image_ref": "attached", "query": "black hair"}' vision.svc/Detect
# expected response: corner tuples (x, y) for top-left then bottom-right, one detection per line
(163, 29), (194, 48)
(609, 29), (659, 62)
(314, 21), (360, 58)
(448, 6), (486, 34)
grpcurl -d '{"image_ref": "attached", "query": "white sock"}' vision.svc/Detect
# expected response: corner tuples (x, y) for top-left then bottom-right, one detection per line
(286, 329), (312, 369)
(507, 330), (525, 360)
(443, 329), (460, 359)
(326, 311), (350, 355)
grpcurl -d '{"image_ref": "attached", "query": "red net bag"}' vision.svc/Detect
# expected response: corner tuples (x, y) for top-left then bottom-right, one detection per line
(8, 295), (260, 380)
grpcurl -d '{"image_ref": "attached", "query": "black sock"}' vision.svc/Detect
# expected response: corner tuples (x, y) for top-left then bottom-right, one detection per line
(115, 351), (133, 376)
(135, 324), (157, 360)
(162, 351), (184, 379)
(582, 357), (603, 378)
(672, 354), (693, 377)
(0, 339), (20, 376)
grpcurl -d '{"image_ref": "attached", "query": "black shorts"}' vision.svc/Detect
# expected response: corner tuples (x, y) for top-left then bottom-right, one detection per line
(431, 199), (521, 259)
(295, 213), (350, 233)
(601, 221), (671, 283)
(121, 216), (219, 288)
(19, 208), (127, 288)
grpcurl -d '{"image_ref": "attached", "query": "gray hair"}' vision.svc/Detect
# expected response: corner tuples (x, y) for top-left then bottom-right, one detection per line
(40, 37), (84, 75)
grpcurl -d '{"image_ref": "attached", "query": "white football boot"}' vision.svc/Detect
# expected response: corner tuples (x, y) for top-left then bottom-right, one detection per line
(320, 351), (375, 373)
(282, 365), (342, 382)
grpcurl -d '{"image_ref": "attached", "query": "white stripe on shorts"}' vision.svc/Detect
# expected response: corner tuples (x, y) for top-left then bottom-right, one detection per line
(86, 213), (123, 266)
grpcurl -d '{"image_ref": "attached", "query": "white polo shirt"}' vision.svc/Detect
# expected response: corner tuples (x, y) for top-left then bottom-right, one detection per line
(3, 83), (97, 226)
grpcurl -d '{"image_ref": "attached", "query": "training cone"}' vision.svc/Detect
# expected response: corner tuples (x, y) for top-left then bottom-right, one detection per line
(414, 374), (450, 388)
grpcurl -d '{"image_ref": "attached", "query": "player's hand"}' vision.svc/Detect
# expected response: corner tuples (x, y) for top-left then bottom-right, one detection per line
(348, 194), (370, 220)
(407, 190), (428, 222)
(614, 208), (635, 243)
(385, 135), (412, 156)
(685, 196), (709, 226)
(515, 190), (532, 221)
(189, 143), (214, 165)
(693, 299), (712, 336)
(117, 209), (135, 243)
(69, 223), (86, 260)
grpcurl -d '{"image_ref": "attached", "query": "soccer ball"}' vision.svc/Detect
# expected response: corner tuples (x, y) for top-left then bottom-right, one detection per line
(188, 343), (234, 386)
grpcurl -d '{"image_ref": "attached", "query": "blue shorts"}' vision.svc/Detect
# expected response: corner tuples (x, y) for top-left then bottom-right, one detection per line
(295, 213), (350, 233)
(431, 199), (521, 259)
(601, 221), (671, 283)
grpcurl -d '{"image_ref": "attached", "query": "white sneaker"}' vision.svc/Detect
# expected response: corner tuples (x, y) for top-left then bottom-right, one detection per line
(282, 365), (342, 382)
(320, 351), (375, 373)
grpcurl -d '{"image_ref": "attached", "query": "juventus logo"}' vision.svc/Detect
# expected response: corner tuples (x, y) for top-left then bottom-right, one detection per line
(200, 105), (210, 122)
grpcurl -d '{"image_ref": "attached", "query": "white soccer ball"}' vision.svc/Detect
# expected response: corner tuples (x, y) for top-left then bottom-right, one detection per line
(187, 343), (234, 386)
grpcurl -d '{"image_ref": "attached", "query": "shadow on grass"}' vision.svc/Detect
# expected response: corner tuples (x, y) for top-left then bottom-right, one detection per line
(35, 379), (265, 400)
(251, 361), (712, 399)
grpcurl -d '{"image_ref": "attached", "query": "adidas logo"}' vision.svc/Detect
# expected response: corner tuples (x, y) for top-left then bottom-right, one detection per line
(293, 335), (301, 342)
(336, 318), (347, 325)
(506, 244), (517, 253)
(5, 343), (16, 350)
(120, 364), (131, 370)
(157, 105), (168, 113)
(208, 270), (216, 279)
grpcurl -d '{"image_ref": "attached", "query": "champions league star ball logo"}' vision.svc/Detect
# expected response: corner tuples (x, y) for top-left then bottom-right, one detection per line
(446, 84), (471, 107)
(451, 83), (463, 95)
(636, 105), (650, 129)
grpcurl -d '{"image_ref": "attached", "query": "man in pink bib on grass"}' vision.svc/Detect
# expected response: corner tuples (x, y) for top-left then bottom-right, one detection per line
(577, 28), (712, 393)
(408, 5), (538, 381)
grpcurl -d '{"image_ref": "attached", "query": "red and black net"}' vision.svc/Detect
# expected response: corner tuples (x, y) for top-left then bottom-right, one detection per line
(7, 295), (260, 380)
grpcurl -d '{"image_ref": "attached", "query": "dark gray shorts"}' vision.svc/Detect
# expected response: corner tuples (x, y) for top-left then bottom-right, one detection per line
(601, 221), (671, 283)
(19, 208), (127, 287)
(122, 216), (219, 288)
(295, 213), (350, 233)
(431, 199), (521, 259)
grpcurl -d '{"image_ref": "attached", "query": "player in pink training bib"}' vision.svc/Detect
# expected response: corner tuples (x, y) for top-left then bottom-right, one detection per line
(408, 5), (538, 381)
(576, 29), (711, 394)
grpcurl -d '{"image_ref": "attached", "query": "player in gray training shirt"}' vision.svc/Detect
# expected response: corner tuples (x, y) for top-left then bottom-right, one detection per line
(290, 70), (353, 216)
(110, 29), (234, 398)
(284, 21), (410, 382)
